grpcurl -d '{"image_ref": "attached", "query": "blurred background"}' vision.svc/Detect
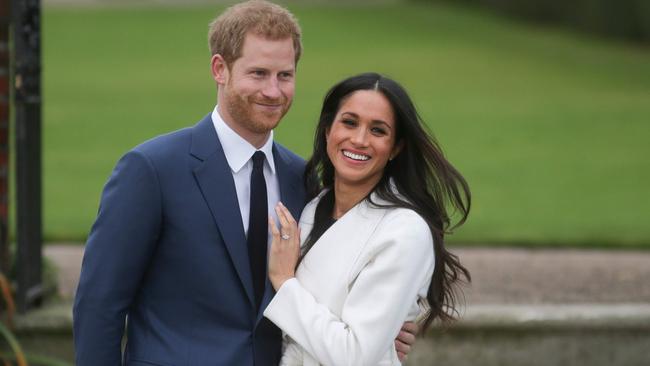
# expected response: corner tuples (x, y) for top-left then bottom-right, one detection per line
(41, 0), (650, 247)
(3, 0), (650, 365)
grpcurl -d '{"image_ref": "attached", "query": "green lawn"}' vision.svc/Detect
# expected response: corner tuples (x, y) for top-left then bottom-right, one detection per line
(41, 2), (650, 246)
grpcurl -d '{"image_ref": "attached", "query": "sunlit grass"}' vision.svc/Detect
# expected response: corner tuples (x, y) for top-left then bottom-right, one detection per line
(42, 3), (650, 246)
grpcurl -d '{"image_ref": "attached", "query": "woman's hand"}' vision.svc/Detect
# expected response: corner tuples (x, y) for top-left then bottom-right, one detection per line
(268, 202), (301, 291)
(395, 321), (419, 362)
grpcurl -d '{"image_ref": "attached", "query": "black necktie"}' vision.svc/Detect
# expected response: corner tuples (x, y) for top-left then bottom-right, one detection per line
(248, 151), (268, 311)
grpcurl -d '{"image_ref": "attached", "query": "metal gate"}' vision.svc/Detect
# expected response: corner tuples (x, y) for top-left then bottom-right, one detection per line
(6, 0), (43, 313)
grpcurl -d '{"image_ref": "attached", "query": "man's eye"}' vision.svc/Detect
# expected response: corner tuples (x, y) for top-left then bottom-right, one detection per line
(279, 72), (293, 79)
(252, 70), (265, 77)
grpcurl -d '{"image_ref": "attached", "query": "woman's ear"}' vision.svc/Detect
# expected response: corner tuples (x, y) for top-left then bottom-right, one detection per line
(390, 140), (404, 161)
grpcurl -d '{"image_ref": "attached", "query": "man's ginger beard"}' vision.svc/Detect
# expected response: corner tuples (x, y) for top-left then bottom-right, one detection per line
(222, 77), (292, 135)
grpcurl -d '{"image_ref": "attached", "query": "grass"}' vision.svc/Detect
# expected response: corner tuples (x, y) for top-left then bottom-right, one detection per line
(40, 2), (650, 246)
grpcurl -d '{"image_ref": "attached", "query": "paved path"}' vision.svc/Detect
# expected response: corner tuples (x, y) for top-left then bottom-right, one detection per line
(26, 245), (650, 366)
(44, 244), (650, 305)
(459, 247), (650, 304)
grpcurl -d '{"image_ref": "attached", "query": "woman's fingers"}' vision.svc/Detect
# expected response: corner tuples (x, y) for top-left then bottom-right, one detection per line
(275, 204), (288, 228)
(267, 209), (299, 291)
(268, 216), (280, 238)
(278, 202), (296, 225)
(275, 202), (297, 240)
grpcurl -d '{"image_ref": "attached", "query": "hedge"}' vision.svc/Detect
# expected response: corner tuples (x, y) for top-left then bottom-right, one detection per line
(413, 0), (650, 43)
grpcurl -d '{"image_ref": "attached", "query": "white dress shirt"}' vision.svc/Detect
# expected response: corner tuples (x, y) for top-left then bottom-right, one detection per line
(211, 106), (281, 236)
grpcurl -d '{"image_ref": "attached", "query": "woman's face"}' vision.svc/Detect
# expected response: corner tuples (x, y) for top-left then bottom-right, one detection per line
(326, 90), (401, 191)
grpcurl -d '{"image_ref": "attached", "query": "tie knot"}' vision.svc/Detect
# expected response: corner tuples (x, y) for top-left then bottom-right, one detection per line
(252, 151), (265, 171)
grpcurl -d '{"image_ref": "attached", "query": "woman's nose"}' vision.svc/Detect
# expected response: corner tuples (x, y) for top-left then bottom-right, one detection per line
(350, 129), (369, 146)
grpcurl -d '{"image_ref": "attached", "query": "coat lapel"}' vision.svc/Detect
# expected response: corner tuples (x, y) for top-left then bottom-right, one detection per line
(190, 115), (255, 308)
(300, 194), (387, 272)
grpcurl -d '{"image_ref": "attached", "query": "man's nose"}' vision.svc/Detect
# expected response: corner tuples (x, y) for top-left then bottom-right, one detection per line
(261, 78), (282, 99)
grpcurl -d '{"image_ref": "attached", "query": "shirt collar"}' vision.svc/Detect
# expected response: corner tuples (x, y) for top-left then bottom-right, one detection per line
(211, 105), (276, 174)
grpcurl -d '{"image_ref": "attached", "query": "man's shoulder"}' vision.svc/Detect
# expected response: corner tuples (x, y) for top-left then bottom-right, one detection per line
(273, 142), (306, 168)
(131, 114), (211, 159)
(134, 126), (191, 155)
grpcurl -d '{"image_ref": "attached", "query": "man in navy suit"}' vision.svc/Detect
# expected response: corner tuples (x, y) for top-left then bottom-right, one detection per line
(73, 1), (416, 365)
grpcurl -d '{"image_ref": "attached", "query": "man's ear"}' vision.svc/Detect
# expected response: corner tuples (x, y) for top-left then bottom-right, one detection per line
(211, 54), (228, 85)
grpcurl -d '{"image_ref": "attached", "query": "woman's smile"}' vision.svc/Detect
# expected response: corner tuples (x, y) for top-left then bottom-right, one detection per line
(342, 149), (371, 162)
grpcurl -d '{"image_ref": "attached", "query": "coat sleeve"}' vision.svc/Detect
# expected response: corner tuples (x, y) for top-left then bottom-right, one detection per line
(278, 337), (304, 365)
(73, 150), (162, 366)
(264, 210), (435, 366)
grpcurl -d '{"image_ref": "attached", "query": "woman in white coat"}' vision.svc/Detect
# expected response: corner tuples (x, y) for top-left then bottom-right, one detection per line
(265, 73), (471, 365)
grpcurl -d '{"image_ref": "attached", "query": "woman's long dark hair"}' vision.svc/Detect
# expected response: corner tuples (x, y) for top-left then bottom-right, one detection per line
(303, 72), (471, 330)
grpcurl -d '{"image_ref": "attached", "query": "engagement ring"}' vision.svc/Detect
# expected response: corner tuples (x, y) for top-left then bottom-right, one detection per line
(281, 234), (290, 240)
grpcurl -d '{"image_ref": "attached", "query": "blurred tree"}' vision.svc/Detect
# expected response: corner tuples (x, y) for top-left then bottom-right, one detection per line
(413, 0), (650, 42)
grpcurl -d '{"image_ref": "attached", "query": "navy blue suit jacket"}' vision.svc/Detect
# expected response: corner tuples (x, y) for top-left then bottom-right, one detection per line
(73, 114), (307, 365)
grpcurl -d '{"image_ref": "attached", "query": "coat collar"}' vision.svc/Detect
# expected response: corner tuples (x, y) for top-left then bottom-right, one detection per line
(211, 107), (277, 174)
(298, 190), (389, 268)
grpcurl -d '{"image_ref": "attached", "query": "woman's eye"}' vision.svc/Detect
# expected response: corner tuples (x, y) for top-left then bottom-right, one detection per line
(371, 127), (387, 135)
(341, 119), (356, 126)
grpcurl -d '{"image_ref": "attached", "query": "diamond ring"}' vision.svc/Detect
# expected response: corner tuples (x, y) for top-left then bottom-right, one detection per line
(281, 234), (290, 240)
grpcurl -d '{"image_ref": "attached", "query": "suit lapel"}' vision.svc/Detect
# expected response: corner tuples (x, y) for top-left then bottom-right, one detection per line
(273, 144), (303, 219)
(256, 144), (304, 323)
(190, 115), (255, 309)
